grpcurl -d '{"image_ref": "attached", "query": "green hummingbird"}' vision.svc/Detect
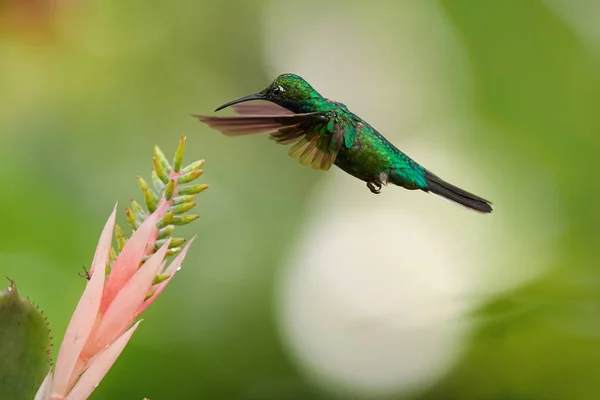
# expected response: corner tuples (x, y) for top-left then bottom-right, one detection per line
(194, 74), (492, 213)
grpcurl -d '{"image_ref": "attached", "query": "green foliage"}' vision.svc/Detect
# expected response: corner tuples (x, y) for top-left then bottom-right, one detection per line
(0, 279), (51, 400)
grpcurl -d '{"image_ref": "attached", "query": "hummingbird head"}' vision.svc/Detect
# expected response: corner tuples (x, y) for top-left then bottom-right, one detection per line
(214, 73), (324, 113)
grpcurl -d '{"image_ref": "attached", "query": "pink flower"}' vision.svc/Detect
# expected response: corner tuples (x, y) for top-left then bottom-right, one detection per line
(35, 203), (195, 400)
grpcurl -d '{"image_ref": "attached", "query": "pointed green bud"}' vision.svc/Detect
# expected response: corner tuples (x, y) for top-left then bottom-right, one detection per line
(130, 200), (146, 221)
(164, 180), (176, 201)
(171, 214), (199, 226)
(152, 273), (171, 285)
(154, 145), (172, 174)
(155, 238), (181, 249)
(115, 224), (127, 252)
(110, 247), (118, 262)
(143, 188), (157, 213)
(168, 202), (196, 215)
(152, 170), (166, 193)
(0, 279), (51, 400)
(154, 238), (168, 249)
(157, 225), (175, 239)
(144, 290), (155, 301)
(137, 175), (150, 192)
(157, 211), (175, 229)
(166, 247), (182, 257)
(126, 207), (141, 229)
(169, 237), (187, 248)
(172, 195), (195, 206)
(139, 176), (159, 203)
(177, 169), (203, 184)
(173, 135), (186, 172)
(178, 184), (208, 196)
(181, 160), (205, 174)
(153, 157), (170, 184)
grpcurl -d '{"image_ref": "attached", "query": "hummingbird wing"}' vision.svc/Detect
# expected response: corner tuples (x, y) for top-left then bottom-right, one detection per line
(193, 112), (346, 171)
(230, 101), (294, 116)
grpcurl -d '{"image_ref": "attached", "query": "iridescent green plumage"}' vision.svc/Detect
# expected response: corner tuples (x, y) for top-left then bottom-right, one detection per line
(194, 74), (492, 213)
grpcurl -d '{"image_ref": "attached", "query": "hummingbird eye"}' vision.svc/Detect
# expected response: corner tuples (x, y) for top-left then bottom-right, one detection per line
(271, 85), (285, 96)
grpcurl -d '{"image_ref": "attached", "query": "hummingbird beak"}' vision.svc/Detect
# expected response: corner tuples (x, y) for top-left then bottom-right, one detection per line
(214, 93), (266, 112)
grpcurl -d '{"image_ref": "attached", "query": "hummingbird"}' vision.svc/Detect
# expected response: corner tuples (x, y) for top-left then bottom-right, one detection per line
(194, 74), (492, 213)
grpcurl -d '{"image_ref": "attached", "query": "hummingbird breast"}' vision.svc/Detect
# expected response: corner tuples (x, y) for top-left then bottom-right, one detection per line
(333, 132), (393, 184)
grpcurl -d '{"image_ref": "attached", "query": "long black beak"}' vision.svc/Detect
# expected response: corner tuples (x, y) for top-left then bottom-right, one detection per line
(214, 93), (266, 112)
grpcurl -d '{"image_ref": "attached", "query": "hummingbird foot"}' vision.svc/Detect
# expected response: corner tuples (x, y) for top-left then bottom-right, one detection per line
(367, 181), (382, 194)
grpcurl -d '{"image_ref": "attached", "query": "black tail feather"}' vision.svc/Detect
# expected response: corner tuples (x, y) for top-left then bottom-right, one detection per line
(424, 173), (492, 214)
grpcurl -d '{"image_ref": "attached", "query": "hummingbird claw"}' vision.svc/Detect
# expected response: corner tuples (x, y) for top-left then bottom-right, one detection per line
(367, 181), (381, 194)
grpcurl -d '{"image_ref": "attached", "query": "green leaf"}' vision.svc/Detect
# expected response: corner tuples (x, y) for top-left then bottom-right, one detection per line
(0, 279), (51, 400)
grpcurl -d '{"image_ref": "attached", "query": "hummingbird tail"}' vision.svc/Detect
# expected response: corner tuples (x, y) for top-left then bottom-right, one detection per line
(423, 172), (493, 213)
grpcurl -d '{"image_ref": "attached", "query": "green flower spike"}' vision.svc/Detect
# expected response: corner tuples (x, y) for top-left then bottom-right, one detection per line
(119, 135), (207, 262)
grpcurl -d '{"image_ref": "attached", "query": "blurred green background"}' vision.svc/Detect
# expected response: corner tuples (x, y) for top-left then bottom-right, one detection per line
(1, 0), (599, 399)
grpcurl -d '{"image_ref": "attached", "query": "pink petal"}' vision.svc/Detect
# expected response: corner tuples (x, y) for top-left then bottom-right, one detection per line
(65, 321), (141, 400)
(50, 207), (116, 398)
(100, 210), (160, 315)
(135, 236), (196, 317)
(84, 240), (170, 355)
(35, 369), (52, 400)
(89, 204), (117, 275)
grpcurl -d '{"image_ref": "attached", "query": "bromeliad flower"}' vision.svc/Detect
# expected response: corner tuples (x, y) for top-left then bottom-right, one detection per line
(35, 136), (207, 400)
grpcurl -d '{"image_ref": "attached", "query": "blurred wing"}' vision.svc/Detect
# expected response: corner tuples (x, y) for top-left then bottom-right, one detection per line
(231, 101), (294, 116)
(272, 120), (344, 171)
(193, 111), (345, 171)
(193, 112), (324, 136)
